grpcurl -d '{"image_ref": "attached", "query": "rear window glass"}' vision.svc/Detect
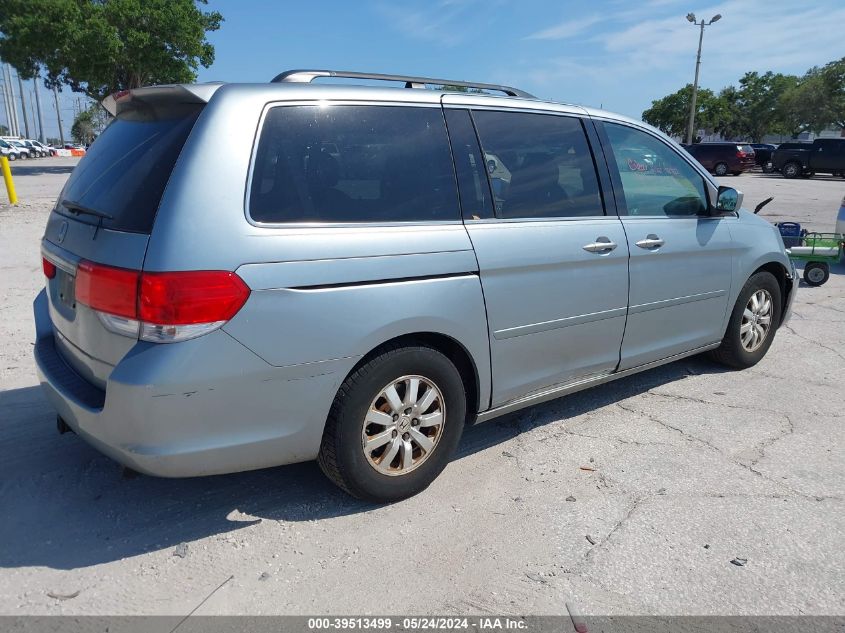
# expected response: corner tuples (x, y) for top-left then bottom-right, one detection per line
(57, 104), (202, 233)
(248, 105), (459, 223)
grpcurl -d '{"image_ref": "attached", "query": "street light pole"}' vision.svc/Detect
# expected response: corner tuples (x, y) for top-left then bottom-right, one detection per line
(685, 13), (721, 145)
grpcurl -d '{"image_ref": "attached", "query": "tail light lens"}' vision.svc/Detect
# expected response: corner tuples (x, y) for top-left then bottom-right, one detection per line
(42, 258), (57, 279)
(74, 260), (250, 343)
(76, 261), (139, 319)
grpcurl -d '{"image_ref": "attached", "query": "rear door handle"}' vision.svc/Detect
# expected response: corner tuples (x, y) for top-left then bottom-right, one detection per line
(583, 236), (618, 253)
(635, 234), (665, 249)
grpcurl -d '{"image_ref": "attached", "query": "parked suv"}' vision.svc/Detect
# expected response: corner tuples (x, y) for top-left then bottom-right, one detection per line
(0, 139), (20, 161)
(8, 139), (30, 159)
(771, 139), (845, 179)
(34, 71), (796, 501)
(685, 142), (756, 176)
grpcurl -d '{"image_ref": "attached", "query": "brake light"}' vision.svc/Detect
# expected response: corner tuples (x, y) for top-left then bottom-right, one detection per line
(139, 271), (249, 325)
(42, 258), (56, 279)
(74, 260), (250, 343)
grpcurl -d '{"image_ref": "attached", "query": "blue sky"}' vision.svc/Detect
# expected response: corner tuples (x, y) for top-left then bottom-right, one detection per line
(7, 0), (845, 141)
(197, 0), (845, 117)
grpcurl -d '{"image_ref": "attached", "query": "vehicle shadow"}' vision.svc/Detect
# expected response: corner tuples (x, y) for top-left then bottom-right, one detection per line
(746, 172), (845, 181)
(9, 163), (77, 177)
(0, 355), (724, 570)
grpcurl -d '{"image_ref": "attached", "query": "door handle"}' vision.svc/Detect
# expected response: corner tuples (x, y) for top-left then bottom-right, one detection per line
(583, 236), (618, 253)
(635, 234), (665, 249)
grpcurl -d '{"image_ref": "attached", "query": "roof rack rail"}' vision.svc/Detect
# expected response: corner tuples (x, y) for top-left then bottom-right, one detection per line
(270, 69), (535, 99)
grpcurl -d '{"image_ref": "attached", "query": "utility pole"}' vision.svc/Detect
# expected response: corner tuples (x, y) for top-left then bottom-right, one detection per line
(33, 77), (45, 143)
(685, 12), (722, 145)
(0, 75), (12, 135)
(4, 65), (19, 136)
(16, 71), (31, 138)
(53, 86), (65, 146)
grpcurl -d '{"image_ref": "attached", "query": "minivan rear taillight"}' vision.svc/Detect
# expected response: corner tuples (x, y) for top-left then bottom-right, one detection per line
(74, 260), (250, 343)
(42, 258), (57, 279)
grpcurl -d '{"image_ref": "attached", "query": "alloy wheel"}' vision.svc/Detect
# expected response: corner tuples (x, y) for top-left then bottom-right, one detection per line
(362, 375), (445, 476)
(741, 289), (773, 352)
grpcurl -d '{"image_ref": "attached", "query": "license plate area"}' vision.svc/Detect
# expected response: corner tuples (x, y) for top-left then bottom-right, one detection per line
(56, 268), (76, 310)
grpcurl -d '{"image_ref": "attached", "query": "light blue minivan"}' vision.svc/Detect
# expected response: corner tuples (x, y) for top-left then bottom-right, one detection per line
(35, 70), (796, 501)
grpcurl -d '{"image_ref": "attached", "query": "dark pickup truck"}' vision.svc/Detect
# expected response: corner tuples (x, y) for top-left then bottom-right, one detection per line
(771, 139), (845, 179)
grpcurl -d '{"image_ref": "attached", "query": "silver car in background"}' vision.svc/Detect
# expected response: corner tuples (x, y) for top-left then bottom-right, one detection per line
(35, 70), (796, 501)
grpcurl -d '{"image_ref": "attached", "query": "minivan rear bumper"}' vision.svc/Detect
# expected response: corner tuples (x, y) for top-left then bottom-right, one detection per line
(33, 289), (351, 477)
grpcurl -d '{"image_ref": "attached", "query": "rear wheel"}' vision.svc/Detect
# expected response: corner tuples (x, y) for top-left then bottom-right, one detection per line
(714, 162), (729, 177)
(318, 344), (466, 502)
(782, 162), (802, 179)
(803, 262), (830, 287)
(711, 271), (781, 369)
(7, 153), (15, 161)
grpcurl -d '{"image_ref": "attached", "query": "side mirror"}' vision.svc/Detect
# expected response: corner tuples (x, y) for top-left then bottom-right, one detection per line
(712, 186), (742, 215)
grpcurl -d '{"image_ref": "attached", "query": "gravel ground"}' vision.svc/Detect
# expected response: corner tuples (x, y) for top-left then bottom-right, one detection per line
(0, 160), (843, 617)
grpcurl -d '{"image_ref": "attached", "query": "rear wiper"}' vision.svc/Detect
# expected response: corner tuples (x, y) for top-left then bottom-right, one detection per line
(61, 199), (114, 221)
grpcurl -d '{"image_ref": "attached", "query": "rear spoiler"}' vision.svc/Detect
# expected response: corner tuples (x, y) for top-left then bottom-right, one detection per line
(101, 83), (224, 116)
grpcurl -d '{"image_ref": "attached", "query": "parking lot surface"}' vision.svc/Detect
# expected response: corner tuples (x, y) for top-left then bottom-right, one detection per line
(0, 160), (842, 616)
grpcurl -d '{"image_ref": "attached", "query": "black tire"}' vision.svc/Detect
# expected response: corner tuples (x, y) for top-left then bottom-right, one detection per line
(710, 271), (782, 369)
(7, 153), (15, 161)
(714, 162), (729, 177)
(318, 344), (467, 502)
(782, 162), (802, 179)
(801, 171), (814, 179)
(803, 262), (830, 287)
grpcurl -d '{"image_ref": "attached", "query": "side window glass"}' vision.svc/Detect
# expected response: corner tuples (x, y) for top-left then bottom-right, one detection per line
(604, 123), (708, 217)
(471, 110), (604, 219)
(444, 108), (494, 220)
(249, 105), (459, 223)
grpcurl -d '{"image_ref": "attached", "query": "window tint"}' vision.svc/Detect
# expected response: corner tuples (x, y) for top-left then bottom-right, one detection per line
(58, 104), (202, 233)
(604, 123), (708, 217)
(444, 109), (494, 220)
(470, 110), (603, 219)
(249, 105), (459, 223)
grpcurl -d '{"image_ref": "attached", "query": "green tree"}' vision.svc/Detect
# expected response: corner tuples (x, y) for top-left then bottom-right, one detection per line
(0, 0), (222, 101)
(729, 71), (799, 141)
(710, 85), (744, 140)
(642, 84), (719, 138)
(819, 57), (845, 129)
(0, 124), (9, 135)
(776, 70), (828, 137)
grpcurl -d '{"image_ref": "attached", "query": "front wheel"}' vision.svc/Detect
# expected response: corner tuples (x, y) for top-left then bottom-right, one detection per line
(710, 271), (782, 369)
(803, 262), (830, 286)
(318, 344), (466, 502)
(782, 162), (802, 179)
(714, 162), (729, 177)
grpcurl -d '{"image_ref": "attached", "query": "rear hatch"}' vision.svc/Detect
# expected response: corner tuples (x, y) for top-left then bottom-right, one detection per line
(41, 88), (207, 389)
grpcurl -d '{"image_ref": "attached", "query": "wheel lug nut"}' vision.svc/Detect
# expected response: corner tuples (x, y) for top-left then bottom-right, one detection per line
(392, 430), (398, 438)
(412, 419), (419, 426)
(403, 432), (410, 440)
(392, 414), (399, 421)
(404, 408), (412, 415)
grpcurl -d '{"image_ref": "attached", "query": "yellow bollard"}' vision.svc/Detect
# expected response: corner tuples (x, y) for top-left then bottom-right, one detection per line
(1, 156), (17, 205)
